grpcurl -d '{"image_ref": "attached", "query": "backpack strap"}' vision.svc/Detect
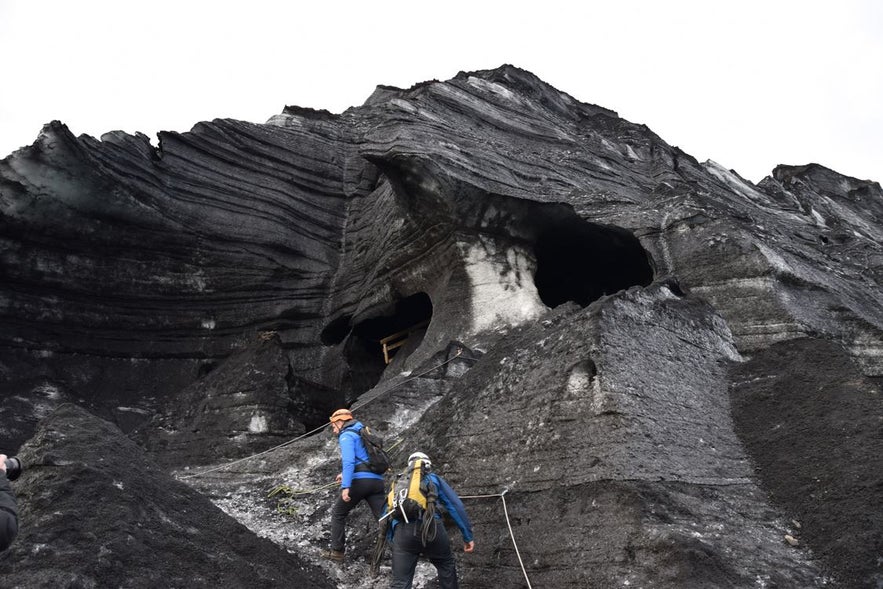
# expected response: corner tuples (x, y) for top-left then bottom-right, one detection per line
(341, 425), (373, 472)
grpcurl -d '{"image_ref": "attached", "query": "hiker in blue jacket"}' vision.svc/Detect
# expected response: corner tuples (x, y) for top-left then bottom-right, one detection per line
(383, 452), (474, 589)
(324, 408), (386, 561)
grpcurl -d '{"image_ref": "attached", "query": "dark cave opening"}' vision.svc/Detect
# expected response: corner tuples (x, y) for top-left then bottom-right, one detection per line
(343, 292), (433, 392)
(533, 219), (654, 308)
(320, 314), (353, 346)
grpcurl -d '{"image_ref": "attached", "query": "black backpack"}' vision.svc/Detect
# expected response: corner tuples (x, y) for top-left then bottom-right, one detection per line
(357, 426), (391, 475)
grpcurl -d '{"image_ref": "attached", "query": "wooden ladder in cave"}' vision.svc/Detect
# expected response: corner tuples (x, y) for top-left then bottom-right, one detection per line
(379, 320), (430, 364)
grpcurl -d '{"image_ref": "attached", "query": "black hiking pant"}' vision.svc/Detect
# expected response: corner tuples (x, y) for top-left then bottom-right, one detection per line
(390, 520), (458, 589)
(330, 477), (385, 552)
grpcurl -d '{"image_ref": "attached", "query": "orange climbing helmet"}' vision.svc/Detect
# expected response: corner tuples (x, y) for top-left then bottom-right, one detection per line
(329, 408), (354, 424)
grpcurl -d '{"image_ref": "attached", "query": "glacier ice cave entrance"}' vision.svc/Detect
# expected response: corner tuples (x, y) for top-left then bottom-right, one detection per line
(334, 292), (433, 392)
(532, 218), (653, 308)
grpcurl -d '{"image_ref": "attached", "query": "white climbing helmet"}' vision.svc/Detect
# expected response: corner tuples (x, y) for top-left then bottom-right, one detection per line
(408, 451), (431, 470)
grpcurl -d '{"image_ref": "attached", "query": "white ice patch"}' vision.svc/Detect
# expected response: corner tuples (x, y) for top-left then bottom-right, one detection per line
(691, 276), (777, 291)
(264, 113), (305, 128)
(566, 366), (592, 396)
(201, 319), (216, 329)
(248, 414), (268, 434)
(755, 243), (793, 275)
(624, 144), (641, 160)
(467, 76), (516, 101)
(462, 240), (546, 334)
(187, 271), (208, 292)
(704, 160), (767, 204)
(30, 383), (65, 419)
(34, 383), (61, 400)
(809, 208), (826, 227)
(389, 98), (418, 114)
(388, 396), (444, 432)
(116, 406), (150, 415)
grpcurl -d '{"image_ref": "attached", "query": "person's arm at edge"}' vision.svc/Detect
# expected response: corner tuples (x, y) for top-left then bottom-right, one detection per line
(339, 431), (357, 490)
(434, 474), (474, 551)
(0, 459), (18, 552)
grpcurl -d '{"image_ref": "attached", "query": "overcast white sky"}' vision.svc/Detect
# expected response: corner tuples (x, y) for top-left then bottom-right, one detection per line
(1, 0), (881, 183)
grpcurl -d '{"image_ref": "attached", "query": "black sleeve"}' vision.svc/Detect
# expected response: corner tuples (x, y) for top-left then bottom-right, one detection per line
(0, 476), (18, 552)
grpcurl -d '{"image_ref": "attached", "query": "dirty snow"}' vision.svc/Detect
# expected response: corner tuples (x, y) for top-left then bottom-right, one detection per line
(249, 414), (269, 433)
(461, 240), (545, 334)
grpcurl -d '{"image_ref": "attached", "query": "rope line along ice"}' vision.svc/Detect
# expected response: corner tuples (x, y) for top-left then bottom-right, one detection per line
(460, 488), (533, 589)
(178, 347), (532, 587)
(178, 349), (462, 480)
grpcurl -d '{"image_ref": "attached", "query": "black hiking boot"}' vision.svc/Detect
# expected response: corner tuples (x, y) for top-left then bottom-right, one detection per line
(321, 549), (345, 562)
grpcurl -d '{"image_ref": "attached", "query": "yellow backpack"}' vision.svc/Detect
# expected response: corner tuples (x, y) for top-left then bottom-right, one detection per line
(386, 458), (437, 523)
(372, 458), (440, 574)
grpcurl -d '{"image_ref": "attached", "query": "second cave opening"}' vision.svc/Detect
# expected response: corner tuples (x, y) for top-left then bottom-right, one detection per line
(343, 292), (433, 391)
(533, 217), (653, 308)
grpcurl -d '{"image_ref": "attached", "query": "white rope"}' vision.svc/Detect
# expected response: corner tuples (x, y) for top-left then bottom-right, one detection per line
(461, 488), (533, 589)
(178, 349), (531, 588)
(177, 349), (462, 480)
(178, 421), (327, 480)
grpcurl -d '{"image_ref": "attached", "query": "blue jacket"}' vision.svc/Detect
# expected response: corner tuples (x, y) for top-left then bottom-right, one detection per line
(384, 472), (474, 543)
(338, 421), (384, 488)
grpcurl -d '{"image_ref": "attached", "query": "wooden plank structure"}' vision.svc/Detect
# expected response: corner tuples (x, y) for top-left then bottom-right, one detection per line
(379, 320), (430, 364)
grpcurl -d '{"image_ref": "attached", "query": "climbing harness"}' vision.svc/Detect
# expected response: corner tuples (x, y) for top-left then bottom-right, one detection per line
(382, 458), (437, 532)
(175, 346), (534, 585)
(372, 457), (439, 576)
(178, 349), (462, 480)
(372, 486), (535, 587)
